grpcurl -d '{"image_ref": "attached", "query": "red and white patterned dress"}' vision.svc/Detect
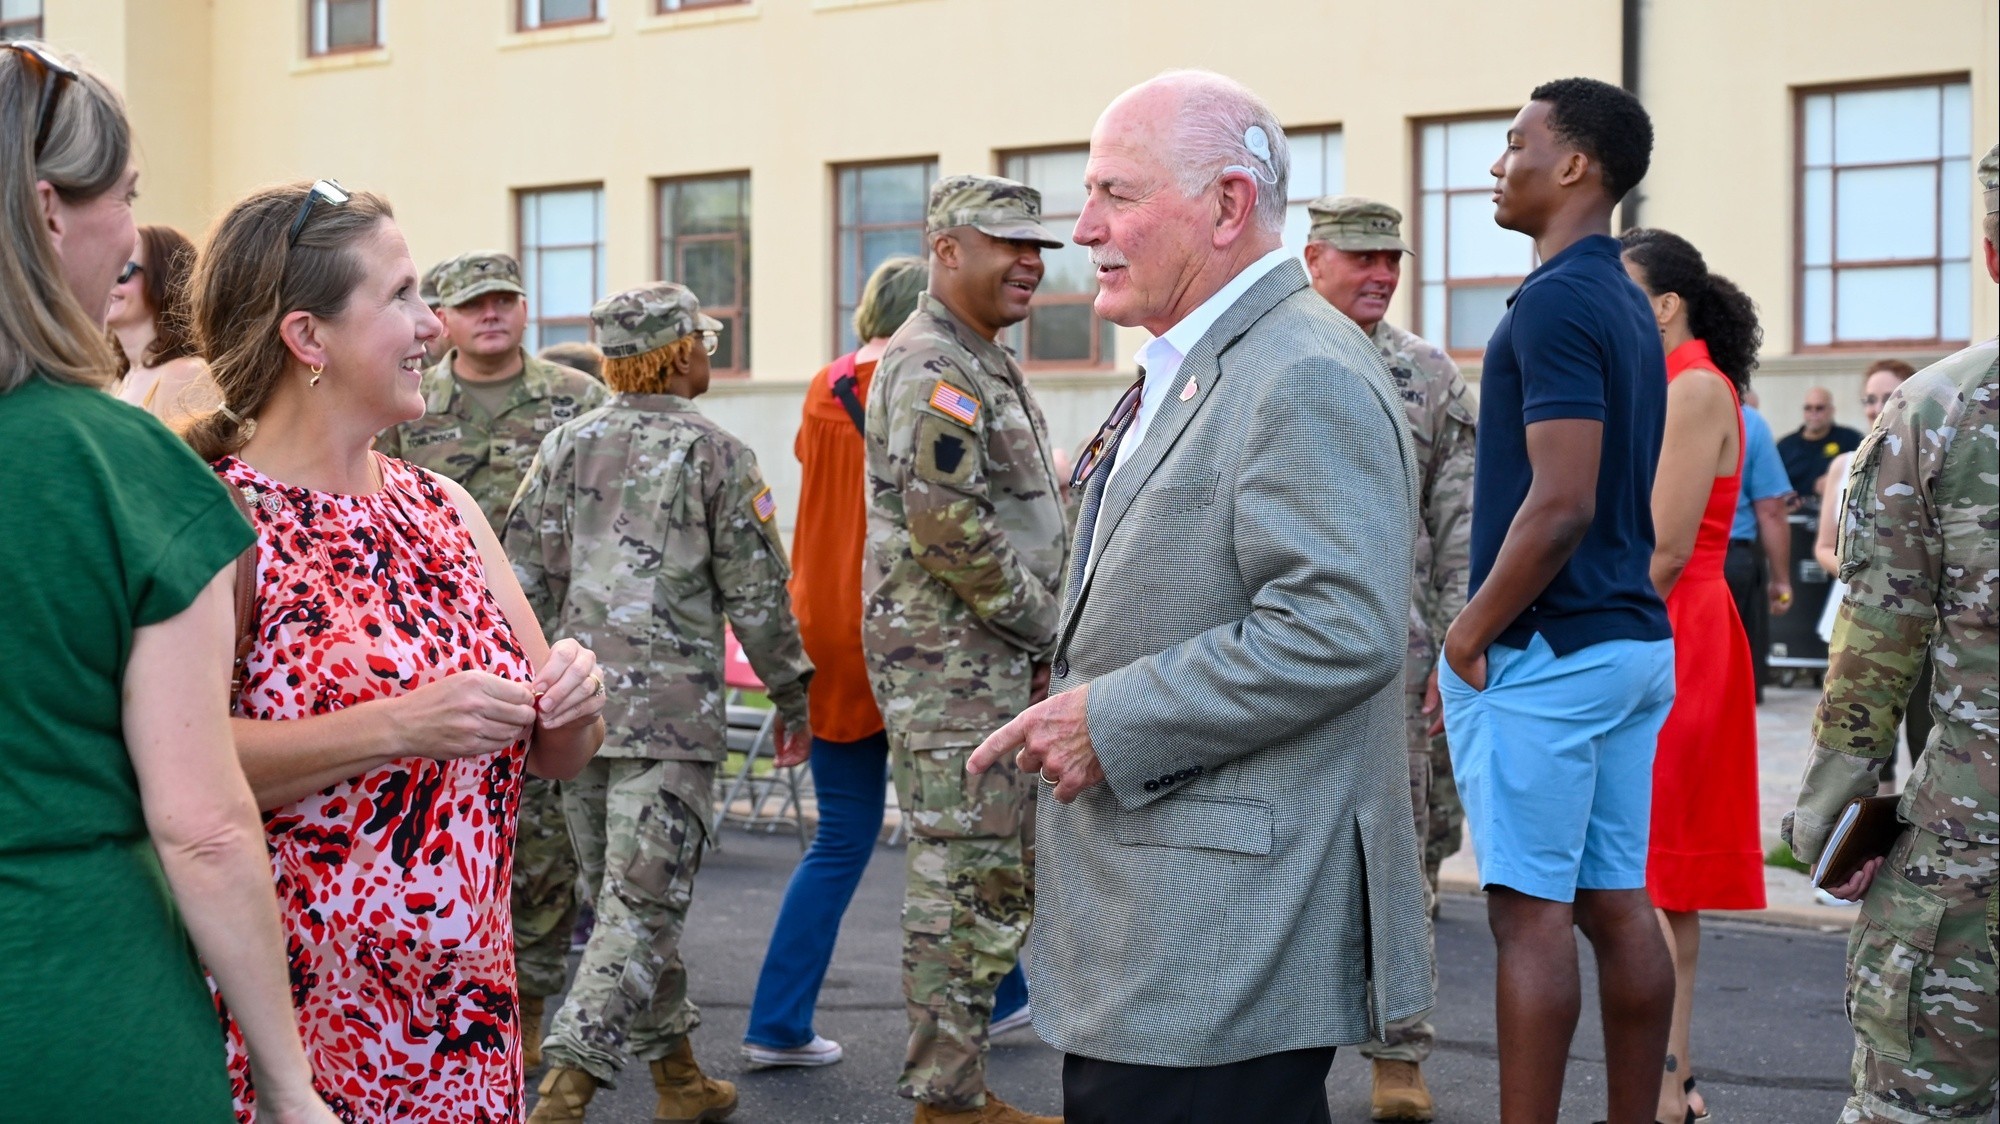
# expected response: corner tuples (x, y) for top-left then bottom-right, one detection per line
(214, 453), (530, 1123)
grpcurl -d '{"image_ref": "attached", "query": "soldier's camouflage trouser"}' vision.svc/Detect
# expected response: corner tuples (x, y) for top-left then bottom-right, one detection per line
(1425, 729), (1464, 886)
(1840, 827), (1996, 1123)
(542, 757), (711, 1086)
(513, 775), (581, 999)
(1363, 661), (1444, 1063)
(889, 729), (1035, 1109)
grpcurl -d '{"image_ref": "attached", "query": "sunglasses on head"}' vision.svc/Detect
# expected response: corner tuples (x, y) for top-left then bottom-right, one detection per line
(287, 179), (351, 247)
(4, 41), (81, 162)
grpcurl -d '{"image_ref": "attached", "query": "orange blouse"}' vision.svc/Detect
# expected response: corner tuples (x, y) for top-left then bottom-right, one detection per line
(788, 357), (883, 743)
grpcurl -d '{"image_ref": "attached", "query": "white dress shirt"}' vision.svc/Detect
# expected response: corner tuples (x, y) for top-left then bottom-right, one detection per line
(1108, 246), (1295, 482)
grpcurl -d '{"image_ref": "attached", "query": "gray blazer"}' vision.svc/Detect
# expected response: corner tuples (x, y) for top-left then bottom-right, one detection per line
(1031, 258), (1433, 1067)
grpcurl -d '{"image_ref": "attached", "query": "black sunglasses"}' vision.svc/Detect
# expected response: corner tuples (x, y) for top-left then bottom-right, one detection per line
(117, 261), (142, 284)
(4, 42), (81, 162)
(287, 179), (351, 247)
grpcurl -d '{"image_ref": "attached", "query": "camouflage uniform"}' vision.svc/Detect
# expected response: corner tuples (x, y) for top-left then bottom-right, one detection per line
(1784, 153), (1997, 1123)
(376, 251), (609, 1003)
(862, 176), (1069, 1111)
(505, 282), (812, 1087)
(1307, 197), (1475, 1069)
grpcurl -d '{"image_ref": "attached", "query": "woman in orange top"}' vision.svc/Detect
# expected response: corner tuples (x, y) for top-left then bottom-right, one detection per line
(743, 256), (1028, 1067)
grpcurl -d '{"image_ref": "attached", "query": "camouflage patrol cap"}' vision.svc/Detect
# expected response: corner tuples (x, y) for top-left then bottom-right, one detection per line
(1306, 196), (1412, 254)
(419, 258), (450, 308)
(1980, 142), (1997, 214)
(435, 250), (528, 308)
(926, 174), (1064, 249)
(591, 282), (723, 359)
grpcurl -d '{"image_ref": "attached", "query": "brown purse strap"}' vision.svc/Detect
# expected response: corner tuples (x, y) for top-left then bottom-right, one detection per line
(223, 484), (259, 702)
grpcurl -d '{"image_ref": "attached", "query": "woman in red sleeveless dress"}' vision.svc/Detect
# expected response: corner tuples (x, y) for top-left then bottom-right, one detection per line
(1622, 229), (1766, 1124)
(182, 183), (608, 1122)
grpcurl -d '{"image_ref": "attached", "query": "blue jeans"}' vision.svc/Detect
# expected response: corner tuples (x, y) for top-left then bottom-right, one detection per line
(745, 732), (1025, 1049)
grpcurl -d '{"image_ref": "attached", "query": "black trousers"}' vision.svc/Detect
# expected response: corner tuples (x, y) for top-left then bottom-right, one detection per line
(1062, 1047), (1337, 1124)
(1724, 537), (1770, 701)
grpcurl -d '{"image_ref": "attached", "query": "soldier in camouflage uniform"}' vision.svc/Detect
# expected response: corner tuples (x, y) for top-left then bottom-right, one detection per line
(377, 250), (609, 1068)
(862, 175), (1069, 1124)
(419, 257), (451, 363)
(1783, 145), (1998, 1124)
(506, 282), (811, 1124)
(1304, 195), (1475, 1122)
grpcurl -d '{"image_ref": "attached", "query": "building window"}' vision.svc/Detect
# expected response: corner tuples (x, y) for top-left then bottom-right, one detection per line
(833, 158), (937, 356)
(1798, 78), (1973, 348)
(0, 0), (44, 40)
(1414, 115), (1536, 354)
(519, 0), (603, 30)
(306, 0), (381, 55)
(1280, 127), (1346, 257)
(997, 147), (1111, 369)
(518, 185), (605, 351)
(658, 174), (750, 373)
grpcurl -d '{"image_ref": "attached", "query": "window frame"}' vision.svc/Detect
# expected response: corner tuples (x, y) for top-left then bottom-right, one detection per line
(656, 171), (752, 376)
(304, 0), (382, 57)
(1792, 72), (1974, 353)
(1280, 123), (1346, 256)
(515, 182), (607, 352)
(518, 0), (604, 31)
(996, 144), (1113, 372)
(830, 156), (938, 357)
(1410, 111), (1531, 360)
(0, 0), (44, 40)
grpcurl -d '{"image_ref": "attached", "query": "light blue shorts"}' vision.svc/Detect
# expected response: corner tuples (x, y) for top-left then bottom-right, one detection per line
(1439, 633), (1675, 903)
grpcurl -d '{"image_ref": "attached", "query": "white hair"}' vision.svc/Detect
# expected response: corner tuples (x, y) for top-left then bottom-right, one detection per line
(1144, 69), (1291, 235)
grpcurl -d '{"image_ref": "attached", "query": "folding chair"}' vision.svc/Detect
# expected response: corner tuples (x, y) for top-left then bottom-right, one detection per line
(712, 627), (811, 850)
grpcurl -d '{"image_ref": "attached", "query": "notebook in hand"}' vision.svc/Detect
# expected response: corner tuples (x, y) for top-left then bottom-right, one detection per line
(1810, 794), (1903, 890)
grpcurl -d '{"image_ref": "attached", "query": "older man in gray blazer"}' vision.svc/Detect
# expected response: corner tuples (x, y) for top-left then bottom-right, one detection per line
(970, 71), (1433, 1123)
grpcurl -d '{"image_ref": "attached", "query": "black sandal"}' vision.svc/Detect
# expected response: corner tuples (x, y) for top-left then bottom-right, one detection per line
(1685, 1075), (1711, 1123)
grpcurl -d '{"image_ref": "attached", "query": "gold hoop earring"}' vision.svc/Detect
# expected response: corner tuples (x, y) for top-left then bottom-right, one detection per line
(309, 364), (324, 387)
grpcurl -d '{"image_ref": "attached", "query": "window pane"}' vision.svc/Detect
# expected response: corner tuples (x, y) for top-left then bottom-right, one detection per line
(1040, 240), (1094, 296)
(328, 0), (374, 48)
(1802, 169), (1832, 266)
(1422, 282), (1445, 341)
(1941, 157), (1970, 248)
(837, 169), (857, 226)
(1022, 150), (1088, 215)
(1281, 203), (1314, 260)
(534, 189), (598, 245)
(858, 164), (928, 224)
(1941, 83), (1970, 158)
(1029, 303), (1094, 364)
(1421, 192), (1445, 277)
(1, 0), (42, 20)
(537, 0), (597, 23)
(1445, 120), (1506, 190)
(680, 241), (738, 308)
(1939, 261), (1968, 341)
(1320, 131), (1346, 197)
(537, 248), (595, 317)
(1447, 195), (1528, 279)
(861, 229), (922, 272)
(1835, 265), (1936, 341)
(836, 312), (858, 356)
(1833, 86), (1941, 164)
(1448, 284), (1512, 351)
(1290, 133), (1328, 200)
(1421, 124), (1447, 191)
(711, 316), (738, 370)
(676, 178), (745, 235)
(1801, 267), (1832, 346)
(539, 322), (589, 349)
(838, 230), (858, 305)
(1835, 165), (1936, 261)
(1802, 94), (1833, 166)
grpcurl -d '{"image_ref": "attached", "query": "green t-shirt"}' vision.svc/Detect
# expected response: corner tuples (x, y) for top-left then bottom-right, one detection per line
(0, 376), (254, 1119)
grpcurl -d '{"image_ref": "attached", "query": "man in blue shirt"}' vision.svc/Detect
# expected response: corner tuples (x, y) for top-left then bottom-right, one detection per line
(1726, 403), (1794, 702)
(1436, 77), (1675, 1124)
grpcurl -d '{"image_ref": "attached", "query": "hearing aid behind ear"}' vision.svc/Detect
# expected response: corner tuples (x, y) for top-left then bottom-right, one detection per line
(1223, 125), (1280, 185)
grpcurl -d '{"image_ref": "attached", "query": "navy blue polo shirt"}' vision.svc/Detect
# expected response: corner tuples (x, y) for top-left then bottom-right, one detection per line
(1469, 233), (1671, 656)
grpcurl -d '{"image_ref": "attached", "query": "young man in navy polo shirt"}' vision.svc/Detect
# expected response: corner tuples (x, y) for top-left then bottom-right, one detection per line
(1437, 77), (1676, 1124)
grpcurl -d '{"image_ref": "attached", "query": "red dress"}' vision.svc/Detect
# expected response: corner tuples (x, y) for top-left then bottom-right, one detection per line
(214, 453), (531, 1123)
(1647, 340), (1766, 912)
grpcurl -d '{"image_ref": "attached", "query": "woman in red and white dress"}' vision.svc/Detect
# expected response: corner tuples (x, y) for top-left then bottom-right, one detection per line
(182, 182), (606, 1123)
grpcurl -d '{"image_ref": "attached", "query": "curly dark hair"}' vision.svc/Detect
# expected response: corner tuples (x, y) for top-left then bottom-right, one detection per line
(1619, 227), (1762, 392)
(1530, 77), (1653, 203)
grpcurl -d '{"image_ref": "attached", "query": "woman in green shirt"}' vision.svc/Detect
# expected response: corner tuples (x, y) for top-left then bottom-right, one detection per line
(0, 42), (338, 1123)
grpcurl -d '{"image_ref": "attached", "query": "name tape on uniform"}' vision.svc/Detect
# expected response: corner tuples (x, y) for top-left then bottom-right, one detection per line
(929, 381), (981, 427)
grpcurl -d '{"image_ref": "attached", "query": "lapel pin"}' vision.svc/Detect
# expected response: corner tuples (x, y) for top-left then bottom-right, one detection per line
(1179, 375), (1198, 402)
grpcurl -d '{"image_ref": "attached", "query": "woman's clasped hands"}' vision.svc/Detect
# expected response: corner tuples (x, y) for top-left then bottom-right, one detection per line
(388, 637), (605, 761)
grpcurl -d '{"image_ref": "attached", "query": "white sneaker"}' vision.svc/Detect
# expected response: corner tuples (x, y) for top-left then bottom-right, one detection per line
(990, 1003), (1033, 1037)
(741, 1035), (843, 1068)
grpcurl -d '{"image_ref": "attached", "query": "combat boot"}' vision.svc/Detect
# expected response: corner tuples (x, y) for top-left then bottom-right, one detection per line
(1369, 1058), (1434, 1121)
(912, 1094), (1062, 1124)
(520, 994), (546, 1071)
(526, 1066), (598, 1124)
(649, 1037), (738, 1123)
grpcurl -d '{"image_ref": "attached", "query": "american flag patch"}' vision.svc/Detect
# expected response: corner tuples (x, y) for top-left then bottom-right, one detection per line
(929, 381), (981, 427)
(752, 486), (776, 523)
